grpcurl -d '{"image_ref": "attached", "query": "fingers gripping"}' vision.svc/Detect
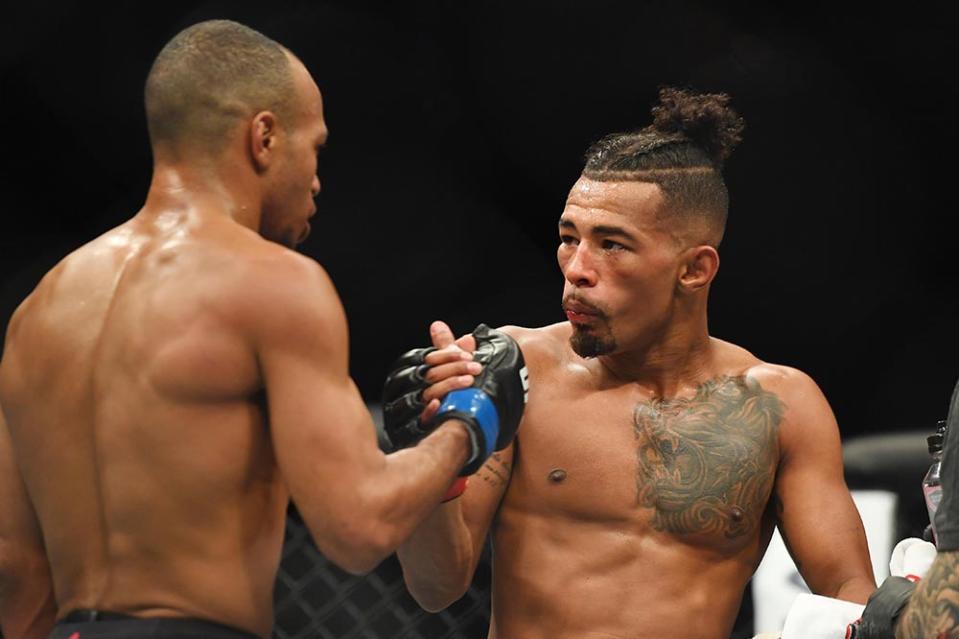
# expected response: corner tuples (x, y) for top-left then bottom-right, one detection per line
(381, 347), (435, 451)
(429, 320), (457, 349)
(381, 324), (487, 459)
(431, 324), (528, 474)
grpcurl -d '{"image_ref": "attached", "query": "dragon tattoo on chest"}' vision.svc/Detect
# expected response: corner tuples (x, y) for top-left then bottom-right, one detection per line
(633, 375), (784, 539)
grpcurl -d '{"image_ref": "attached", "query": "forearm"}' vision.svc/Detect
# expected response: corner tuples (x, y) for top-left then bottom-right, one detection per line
(0, 550), (56, 639)
(315, 421), (470, 574)
(396, 500), (475, 611)
(895, 551), (959, 639)
(373, 421), (471, 543)
(835, 575), (881, 605)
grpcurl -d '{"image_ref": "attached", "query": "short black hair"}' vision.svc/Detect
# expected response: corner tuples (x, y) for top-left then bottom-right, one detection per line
(583, 87), (744, 246)
(144, 20), (296, 155)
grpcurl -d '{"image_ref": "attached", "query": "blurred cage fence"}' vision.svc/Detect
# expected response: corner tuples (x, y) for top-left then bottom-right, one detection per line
(273, 508), (493, 639)
(273, 516), (748, 639)
(271, 403), (494, 639)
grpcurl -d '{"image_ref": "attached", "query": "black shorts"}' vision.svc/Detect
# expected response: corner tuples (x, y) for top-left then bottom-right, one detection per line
(49, 610), (261, 639)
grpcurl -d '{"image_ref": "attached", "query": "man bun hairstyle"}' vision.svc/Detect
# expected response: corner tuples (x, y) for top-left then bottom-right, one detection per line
(583, 87), (745, 246)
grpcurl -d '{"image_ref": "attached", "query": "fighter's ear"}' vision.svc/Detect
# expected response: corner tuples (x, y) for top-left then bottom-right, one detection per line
(250, 111), (278, 172)
(677, 245), (719, 292)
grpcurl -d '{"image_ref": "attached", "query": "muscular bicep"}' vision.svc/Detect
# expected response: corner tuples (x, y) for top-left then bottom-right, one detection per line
(253, 261), (383, 545)
(773, 369), (876, 601)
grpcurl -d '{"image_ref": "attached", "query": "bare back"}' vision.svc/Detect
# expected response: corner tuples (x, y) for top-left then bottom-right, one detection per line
(0, 212), (295, 637)
(479, 323), (871, 639)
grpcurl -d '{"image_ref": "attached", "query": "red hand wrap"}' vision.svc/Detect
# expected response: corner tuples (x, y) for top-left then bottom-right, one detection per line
(442, 477), (468, 502)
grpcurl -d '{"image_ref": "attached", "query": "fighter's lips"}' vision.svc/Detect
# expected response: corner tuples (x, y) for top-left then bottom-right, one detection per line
(563, 302), (600, 323)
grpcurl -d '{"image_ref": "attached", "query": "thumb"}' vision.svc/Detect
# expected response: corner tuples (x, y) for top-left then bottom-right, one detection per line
(430, 320), (456, 349)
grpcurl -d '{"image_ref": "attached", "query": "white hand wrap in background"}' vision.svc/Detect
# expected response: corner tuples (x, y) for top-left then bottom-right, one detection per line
(780, 593), (865, 639)
(758, 537), (937, 639)
(888, 537), (936, 580)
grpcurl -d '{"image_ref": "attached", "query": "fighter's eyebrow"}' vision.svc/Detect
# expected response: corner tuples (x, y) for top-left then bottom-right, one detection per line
(590, 224), (633, 238)
(560, 218), (634, 239)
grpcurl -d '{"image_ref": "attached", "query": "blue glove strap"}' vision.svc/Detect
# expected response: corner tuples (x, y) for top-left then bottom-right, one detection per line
(437, 388), (499, 462)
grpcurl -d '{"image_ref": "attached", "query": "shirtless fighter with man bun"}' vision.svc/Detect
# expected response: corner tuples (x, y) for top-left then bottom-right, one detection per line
(0, 20), (526, 639)
(385, 88), (878, 638)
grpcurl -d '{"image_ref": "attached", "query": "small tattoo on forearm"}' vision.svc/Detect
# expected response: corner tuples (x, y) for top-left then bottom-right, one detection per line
(478, 453), (511, 487)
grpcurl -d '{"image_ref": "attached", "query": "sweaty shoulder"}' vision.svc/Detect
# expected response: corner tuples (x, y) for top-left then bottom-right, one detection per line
(716, 342), (837, 450)
(710, 338), (820, 399)
(230, 245), (347, 354)
(1, 228), (138, 375)
(497, 322), (571, 375)
(743, 363), (826, 412)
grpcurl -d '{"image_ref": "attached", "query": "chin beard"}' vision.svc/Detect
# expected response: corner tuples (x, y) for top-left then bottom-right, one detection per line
(569, 325), (617, 358)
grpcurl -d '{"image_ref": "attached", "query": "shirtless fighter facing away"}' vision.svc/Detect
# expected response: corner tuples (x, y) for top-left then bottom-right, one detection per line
(387, 88), (878, 638)
(0, 20), (525, 639)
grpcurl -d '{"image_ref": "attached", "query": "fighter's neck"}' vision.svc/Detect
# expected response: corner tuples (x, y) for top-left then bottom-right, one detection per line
(596, 317), (715, 398)
(141, 162), (262, 233)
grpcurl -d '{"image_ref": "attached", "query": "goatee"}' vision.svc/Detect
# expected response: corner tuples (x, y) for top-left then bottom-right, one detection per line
(570, 326), (616, 358)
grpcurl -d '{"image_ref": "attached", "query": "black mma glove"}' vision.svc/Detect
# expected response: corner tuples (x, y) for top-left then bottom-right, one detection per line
(429, 324), (528, 475)
(380, 325), (529, 475)
(380, 346), (437, 452)
(846, 576), (916, 639)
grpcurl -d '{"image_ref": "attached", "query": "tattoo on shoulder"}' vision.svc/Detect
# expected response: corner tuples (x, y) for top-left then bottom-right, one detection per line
(896, 551), (959, 638)
(633, 375), (784, 539)
(477, 452), (511, 488)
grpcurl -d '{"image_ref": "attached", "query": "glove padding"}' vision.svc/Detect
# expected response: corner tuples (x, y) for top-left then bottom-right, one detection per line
(846, 576), (916, 639)
(380, 346), (437, 452)
(431, 324), (529, 475)
(934, 377), (959, 550)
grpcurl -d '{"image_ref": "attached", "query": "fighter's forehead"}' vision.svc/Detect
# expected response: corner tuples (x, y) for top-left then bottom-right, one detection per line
(561, 176), (664, 228)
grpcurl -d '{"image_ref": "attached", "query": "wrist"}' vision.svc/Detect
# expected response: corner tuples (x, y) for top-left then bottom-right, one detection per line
(433, 420), (473, 469)
(434, 389), (499, 475)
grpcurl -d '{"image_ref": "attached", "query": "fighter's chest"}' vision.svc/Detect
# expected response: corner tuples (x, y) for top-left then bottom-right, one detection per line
(507, 374), (783, 545)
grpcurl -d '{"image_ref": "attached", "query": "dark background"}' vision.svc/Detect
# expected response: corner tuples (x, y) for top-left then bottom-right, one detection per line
(2, 2), (956, 436)
(1, 3), (956, 638)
